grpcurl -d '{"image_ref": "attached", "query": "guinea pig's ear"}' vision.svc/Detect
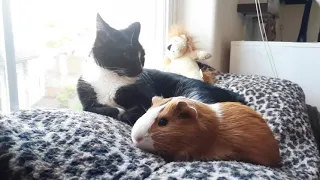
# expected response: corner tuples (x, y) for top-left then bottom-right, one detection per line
(152, 96), (163, 104)
(176, 101), (198, 120)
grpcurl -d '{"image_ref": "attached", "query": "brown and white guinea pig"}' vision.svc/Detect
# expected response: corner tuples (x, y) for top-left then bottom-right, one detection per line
(131, 96), (281, 167)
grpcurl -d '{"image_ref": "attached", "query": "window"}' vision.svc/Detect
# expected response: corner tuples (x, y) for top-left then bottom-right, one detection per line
(1, 0), (173, 113)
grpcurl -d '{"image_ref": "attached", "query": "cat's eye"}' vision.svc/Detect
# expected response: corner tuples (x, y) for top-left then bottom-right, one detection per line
(158, 118), (168, 126)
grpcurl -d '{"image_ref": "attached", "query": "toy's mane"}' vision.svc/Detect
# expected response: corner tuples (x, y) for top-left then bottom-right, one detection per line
(168, 25), (196, 53)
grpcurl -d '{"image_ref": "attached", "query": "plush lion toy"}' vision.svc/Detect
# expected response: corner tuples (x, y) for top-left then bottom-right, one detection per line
(163, 25), (216, 84)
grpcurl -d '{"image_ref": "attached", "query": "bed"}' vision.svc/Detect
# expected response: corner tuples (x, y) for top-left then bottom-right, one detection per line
(0, 63), (319, 180)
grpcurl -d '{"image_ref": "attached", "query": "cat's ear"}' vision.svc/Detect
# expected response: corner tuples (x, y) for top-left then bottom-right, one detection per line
(96, 13), (114, 35)
(95, 13), (115, 45)
(123, 22), (141, 42)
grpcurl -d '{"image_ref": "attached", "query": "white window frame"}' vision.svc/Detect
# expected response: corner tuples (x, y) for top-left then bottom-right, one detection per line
(2, 0), (19, 113)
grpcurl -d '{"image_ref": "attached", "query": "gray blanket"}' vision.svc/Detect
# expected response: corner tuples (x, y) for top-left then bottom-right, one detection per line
(0, 72), (319, 180)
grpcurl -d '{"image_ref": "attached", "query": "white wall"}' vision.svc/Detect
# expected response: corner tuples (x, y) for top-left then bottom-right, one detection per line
(175, 1), (320, 71)
(176, 0), (244, 72)
(230, 41), (320, 109)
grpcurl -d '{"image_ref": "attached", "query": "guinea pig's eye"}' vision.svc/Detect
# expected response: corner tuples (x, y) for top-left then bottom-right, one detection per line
(158, 118), (168, 126)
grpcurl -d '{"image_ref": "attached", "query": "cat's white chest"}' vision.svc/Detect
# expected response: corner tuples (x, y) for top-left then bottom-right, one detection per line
(82, 64), (136, 108)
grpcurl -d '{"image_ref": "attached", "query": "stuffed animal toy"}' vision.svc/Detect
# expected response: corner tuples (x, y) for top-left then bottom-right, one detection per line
(163, 25), (216, 84)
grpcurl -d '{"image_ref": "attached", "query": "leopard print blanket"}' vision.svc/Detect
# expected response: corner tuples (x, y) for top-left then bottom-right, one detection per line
(0, 70), (319, 179)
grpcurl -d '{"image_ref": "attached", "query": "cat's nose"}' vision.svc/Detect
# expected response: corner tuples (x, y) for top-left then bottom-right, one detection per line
(167, 44), (172, 51)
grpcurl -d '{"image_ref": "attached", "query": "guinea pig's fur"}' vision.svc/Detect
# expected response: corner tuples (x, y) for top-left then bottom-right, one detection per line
(131, 96), (281, 167)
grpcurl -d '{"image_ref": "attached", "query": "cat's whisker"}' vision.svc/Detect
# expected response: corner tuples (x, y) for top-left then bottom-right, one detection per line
(139, 73), (148, 84)
(122, 114), (133, 126)
(126, 112), (142, 116)
(144, 72), (153, 84)
(142, 106), (147, 112)
(140, 74), (147, 83)
(141, 73), (152, 84)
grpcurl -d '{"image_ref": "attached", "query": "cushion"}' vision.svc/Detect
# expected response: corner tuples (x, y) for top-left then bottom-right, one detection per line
(307, 104), (320, 153)
(0, 72), (319, 179)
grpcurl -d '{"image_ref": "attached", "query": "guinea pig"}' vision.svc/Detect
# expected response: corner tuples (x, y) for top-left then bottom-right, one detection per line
(131, 96), (281, 167)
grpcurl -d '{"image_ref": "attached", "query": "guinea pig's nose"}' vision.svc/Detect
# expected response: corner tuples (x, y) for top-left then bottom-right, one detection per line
(136, 136), (143, 143)
(167, 44), (172, 51)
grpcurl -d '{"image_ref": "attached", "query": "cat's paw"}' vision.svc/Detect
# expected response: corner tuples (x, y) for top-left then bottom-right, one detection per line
(106, 108), (120, 119)
(118, 112), (138, 126)
(117, 108), (125, 119)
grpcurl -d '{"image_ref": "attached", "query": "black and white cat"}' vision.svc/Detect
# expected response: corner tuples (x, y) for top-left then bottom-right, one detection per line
(77, 14), (146, 119)
(77, 14), (246, 125)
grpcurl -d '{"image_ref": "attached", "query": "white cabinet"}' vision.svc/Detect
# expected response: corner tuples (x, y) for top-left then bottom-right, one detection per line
(230, 41), (320, 109)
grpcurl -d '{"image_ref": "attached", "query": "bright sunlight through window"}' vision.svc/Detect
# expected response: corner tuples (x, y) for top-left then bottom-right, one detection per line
(0, 0), (169, 113)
